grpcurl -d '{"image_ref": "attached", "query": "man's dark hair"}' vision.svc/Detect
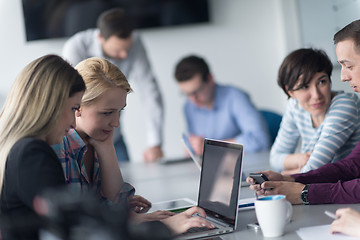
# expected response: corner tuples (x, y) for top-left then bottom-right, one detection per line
(175, 55), (210, 83)
(97, 8), (134, 40)
(277, 48), (333, 98)
(334, 19), (360, 54)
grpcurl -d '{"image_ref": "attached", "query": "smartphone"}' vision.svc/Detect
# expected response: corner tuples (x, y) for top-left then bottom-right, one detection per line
(249, 173), (269, 184)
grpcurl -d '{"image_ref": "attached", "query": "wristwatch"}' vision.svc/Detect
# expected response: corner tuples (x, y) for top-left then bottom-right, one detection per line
(301, 184), (309, 205)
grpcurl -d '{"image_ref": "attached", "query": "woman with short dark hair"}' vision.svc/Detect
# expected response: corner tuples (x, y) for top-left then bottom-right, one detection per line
(270, 48), (360, 174)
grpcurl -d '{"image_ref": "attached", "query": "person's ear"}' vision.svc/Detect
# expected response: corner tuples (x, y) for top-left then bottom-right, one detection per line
(75, 107), (82, 117)
(97, 33), (105, 44)
(208, 74), (215, 85)
(285, 85), (294, 98)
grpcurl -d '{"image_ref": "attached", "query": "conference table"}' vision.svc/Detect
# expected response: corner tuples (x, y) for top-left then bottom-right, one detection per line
(120, 151), (360, 239)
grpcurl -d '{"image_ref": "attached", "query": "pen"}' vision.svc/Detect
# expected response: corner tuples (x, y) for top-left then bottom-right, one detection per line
(325, 210), (338, 219)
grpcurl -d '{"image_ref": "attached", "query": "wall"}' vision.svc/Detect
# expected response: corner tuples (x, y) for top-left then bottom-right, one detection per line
(128, 0), (299, 160)
(298, 0), (360, 64)
(0, 0), (349, 161)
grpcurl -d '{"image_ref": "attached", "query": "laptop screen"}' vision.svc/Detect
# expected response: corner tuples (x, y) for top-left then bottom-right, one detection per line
(197, 139), (243, 226)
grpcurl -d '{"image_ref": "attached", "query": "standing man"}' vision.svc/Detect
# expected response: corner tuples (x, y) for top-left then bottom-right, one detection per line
(174, 55), (271, 156)
(63, 8), (164, 162)
(247, 20), (360, 206)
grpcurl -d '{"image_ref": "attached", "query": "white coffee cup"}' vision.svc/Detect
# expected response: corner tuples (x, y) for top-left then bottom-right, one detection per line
(255, 195), (292, 238)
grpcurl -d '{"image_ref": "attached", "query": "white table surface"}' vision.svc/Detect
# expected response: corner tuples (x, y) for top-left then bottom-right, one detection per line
(120, 151), (360, 239)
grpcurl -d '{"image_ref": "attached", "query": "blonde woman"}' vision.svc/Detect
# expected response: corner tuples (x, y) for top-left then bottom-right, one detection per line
(53, 57), (214, 233)
(0, 55), (85, 239)
(53, 57), (168, 217)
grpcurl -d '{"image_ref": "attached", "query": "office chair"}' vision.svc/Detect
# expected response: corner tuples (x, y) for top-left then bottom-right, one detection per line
(260, 110), (282, 144)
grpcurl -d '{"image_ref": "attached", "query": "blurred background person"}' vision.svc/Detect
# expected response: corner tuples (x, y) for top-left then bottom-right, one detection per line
(63, 8), (164, 162)
(174, 55), (270, 156)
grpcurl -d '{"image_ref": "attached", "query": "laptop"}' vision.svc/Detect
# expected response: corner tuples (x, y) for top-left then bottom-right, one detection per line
(181, 133), (202, 170)
(182, 133), (249, 187)
(176, 138), (243, 239)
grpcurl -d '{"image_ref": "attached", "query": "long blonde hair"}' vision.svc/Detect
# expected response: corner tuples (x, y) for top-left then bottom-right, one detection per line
(0, 55), (85, 193)
(75, 57), (132, 106)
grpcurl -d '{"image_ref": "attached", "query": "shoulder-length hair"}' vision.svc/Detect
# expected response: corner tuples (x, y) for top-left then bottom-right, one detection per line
(0, 55), (85, 192)
(277, 48), (333, 98)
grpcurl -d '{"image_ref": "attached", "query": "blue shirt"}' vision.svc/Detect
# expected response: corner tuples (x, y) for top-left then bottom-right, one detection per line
(185, 84), (271, 152)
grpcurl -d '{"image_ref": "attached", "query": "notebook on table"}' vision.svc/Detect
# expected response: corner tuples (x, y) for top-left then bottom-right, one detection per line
(149, 198), (197, 213)
(175, 138), (244, 240)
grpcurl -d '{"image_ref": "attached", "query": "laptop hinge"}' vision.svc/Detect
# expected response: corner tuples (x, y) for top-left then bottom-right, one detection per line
(206, 216), (232, 228)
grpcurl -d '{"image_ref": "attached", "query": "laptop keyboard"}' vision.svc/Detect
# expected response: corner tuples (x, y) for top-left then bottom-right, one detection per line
(186, 226), (218, 233)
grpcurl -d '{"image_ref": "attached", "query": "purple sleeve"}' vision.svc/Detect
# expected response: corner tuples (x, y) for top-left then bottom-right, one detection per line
(308, 179), (360, 204)
(291, 141), (360, 204)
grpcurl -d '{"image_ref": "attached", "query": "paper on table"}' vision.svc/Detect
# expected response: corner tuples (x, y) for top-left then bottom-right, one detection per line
(296, 224), (358, 240)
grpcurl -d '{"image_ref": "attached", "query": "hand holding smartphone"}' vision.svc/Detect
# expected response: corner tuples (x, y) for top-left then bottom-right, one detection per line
(249, 173), (269, 185)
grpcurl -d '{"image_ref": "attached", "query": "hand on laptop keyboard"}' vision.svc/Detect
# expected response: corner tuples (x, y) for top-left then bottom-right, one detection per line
(131, 210), (175, 222)
(161, 206), (215, 235)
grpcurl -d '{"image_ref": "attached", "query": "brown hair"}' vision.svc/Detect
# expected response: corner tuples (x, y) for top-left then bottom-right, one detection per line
(277, 48), (333, 98)
(174, 55), (210, 83)
(97, 8), (134, 40)
(334, 19), (360, 54)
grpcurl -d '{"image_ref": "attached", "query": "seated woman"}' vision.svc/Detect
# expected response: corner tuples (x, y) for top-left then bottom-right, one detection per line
(52, 57), (210, 224)
(270, 48), (360, 174)
(52, 57), (139, 207)
(0, 54), (86, 239)
(0, 55), (213, 239)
